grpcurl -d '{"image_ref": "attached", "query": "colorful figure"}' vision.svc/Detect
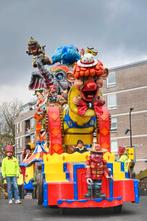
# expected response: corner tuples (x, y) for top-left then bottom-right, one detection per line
(34, 89), (47, 142)
(26, 36), (52, 67)
(27, 38), (74, 105)
(27, 37), (59, 103)
(63, 50), (110, 149)
(72, 51), (106, 115)
(49, 65), (73, 104)
(74, 140), (88, 153)
(85, 144), (110, 199)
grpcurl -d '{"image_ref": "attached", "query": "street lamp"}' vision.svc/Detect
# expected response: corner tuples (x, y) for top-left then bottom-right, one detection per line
(125, 107), (134, 147)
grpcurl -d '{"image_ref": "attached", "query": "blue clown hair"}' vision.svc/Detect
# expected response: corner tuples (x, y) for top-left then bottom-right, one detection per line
(51, 45), (80, 66)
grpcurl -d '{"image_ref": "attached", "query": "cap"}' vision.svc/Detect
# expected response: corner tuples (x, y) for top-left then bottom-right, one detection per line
(89, 144), (107, 153)
(118, 146), (126, 155)
(5, 145), (13, 153)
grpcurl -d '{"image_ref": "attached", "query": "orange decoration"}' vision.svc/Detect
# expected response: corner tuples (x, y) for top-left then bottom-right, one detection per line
(76, 66), (81, 72)
(80, 71), (85, 76)
(81, 67), (87, 71)
(50, 112), (59, 121)
(90, 68), (95, 74)
(100, 127), (109, 136)
(52, 144), (62, 152)
(73, 61), (105, 79)
(96, 66), (100, 70)
(85, 69), (90, 76)
(52, 128), (60, 137)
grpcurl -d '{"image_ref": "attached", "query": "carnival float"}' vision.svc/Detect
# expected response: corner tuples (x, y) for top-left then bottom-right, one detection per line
(20, 37), (139, 213)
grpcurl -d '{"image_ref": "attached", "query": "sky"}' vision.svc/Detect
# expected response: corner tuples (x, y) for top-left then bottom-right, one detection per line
(1, 0), (147, 104)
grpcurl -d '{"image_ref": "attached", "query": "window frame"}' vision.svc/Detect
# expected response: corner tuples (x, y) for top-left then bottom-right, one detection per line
(107, 71), (116, 88)
(111, 140), (118, 153)
(107, 94), (117, 109)
(111, 117), (117, 131)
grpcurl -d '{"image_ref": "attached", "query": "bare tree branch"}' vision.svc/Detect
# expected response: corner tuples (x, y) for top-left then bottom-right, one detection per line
(0, 100), (22, 148)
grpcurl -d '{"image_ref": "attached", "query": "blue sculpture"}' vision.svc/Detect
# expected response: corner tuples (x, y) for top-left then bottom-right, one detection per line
(51, 45), (80, 65)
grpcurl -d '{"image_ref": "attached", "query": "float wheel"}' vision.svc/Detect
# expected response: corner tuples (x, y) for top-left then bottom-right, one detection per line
(113, 205), (122, 213)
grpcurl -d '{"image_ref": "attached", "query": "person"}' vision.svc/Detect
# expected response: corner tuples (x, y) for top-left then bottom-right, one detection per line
(17, 168), (24, 199)
(65, 145), (75, 154)
(85, 144), (111, 199)
(74, 140), (88, 153)
(22, 144), (32, 161)
(118, 146), (131, 172)
(118, 146), (135, 178)
(2, 145), (21, 204)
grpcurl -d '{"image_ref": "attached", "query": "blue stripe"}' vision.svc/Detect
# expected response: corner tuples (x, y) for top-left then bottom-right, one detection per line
(109, 178), (113, 198)
(57, 197), (122, 205)
(43, 182), (48, 207)
(120, 162), (124, 171)
(134, 179), (140, 203)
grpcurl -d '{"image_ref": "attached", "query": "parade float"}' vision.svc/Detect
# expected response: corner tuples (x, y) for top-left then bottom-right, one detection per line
(21, 37), (139, 213)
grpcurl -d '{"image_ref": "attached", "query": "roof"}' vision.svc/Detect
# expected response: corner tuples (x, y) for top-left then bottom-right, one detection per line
(109, 58), (147, 71)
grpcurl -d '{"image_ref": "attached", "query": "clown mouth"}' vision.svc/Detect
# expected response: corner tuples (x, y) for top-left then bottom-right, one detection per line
(81, 89), (97, 102)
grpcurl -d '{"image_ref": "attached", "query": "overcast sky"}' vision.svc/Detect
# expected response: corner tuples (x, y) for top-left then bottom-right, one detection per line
(1, 0), (147, 104)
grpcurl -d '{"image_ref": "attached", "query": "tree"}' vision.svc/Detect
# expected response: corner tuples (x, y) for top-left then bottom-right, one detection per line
(0, 100), (22, 148)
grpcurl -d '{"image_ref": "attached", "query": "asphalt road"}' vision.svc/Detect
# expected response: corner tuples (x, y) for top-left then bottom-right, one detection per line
(0, 196), (147, 221)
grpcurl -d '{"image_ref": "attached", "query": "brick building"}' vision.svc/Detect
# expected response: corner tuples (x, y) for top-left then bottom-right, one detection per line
(14, 102), (35, 161)
(103, 59), (147, 173)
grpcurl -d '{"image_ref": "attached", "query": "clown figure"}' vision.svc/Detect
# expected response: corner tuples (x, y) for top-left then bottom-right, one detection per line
(85, 144), (111, 199)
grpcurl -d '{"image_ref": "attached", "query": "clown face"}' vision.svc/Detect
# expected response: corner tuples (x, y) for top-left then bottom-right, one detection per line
(74, 76), (103, 102)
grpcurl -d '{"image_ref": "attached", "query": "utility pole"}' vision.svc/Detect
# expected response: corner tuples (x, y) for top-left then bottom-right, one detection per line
(129, 107), (134, 147)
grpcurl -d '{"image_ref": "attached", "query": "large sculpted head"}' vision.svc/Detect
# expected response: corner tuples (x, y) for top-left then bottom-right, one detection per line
(73, 52), (108, 103)
(68, 50), (108, 117)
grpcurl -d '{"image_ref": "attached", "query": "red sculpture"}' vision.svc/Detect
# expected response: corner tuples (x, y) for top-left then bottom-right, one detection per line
(85, 144), (111, 198)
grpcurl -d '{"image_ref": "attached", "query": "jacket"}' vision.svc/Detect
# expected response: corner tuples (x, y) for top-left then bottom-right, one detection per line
(2, 156), (20, 178)
(119, 154), (131, 172)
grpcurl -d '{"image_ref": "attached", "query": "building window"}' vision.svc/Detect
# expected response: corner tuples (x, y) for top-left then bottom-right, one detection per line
(111, 117), (117, 131)
(30, 134), (35, 142)
(16, 138), (19, 150)
(18, 138), (20, 149)
(20, 137), (23, 149)
(107, 71), (116, 87)
(19, 122), (22, 133)
(16, 123), (20, 134)
(30, 118), (35, 129)
(107, 94), (117, 109)
(25, 136), (31, 145)
(25, 119), (31, 133)
(16, 138), (20, 150)
(111, 140), (118, 152)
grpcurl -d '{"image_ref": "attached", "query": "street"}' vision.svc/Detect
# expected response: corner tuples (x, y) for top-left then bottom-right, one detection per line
(0, 196), (146, 221)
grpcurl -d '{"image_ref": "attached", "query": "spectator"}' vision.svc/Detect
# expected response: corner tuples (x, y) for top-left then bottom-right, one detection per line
(118, 146), (136, 178)
(118, 146), (131, 172)
(17, 168), (24, 199)
(22, 144), (32, 161)
(74, 140), (88, 153)
(2, 145), (21, 204)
